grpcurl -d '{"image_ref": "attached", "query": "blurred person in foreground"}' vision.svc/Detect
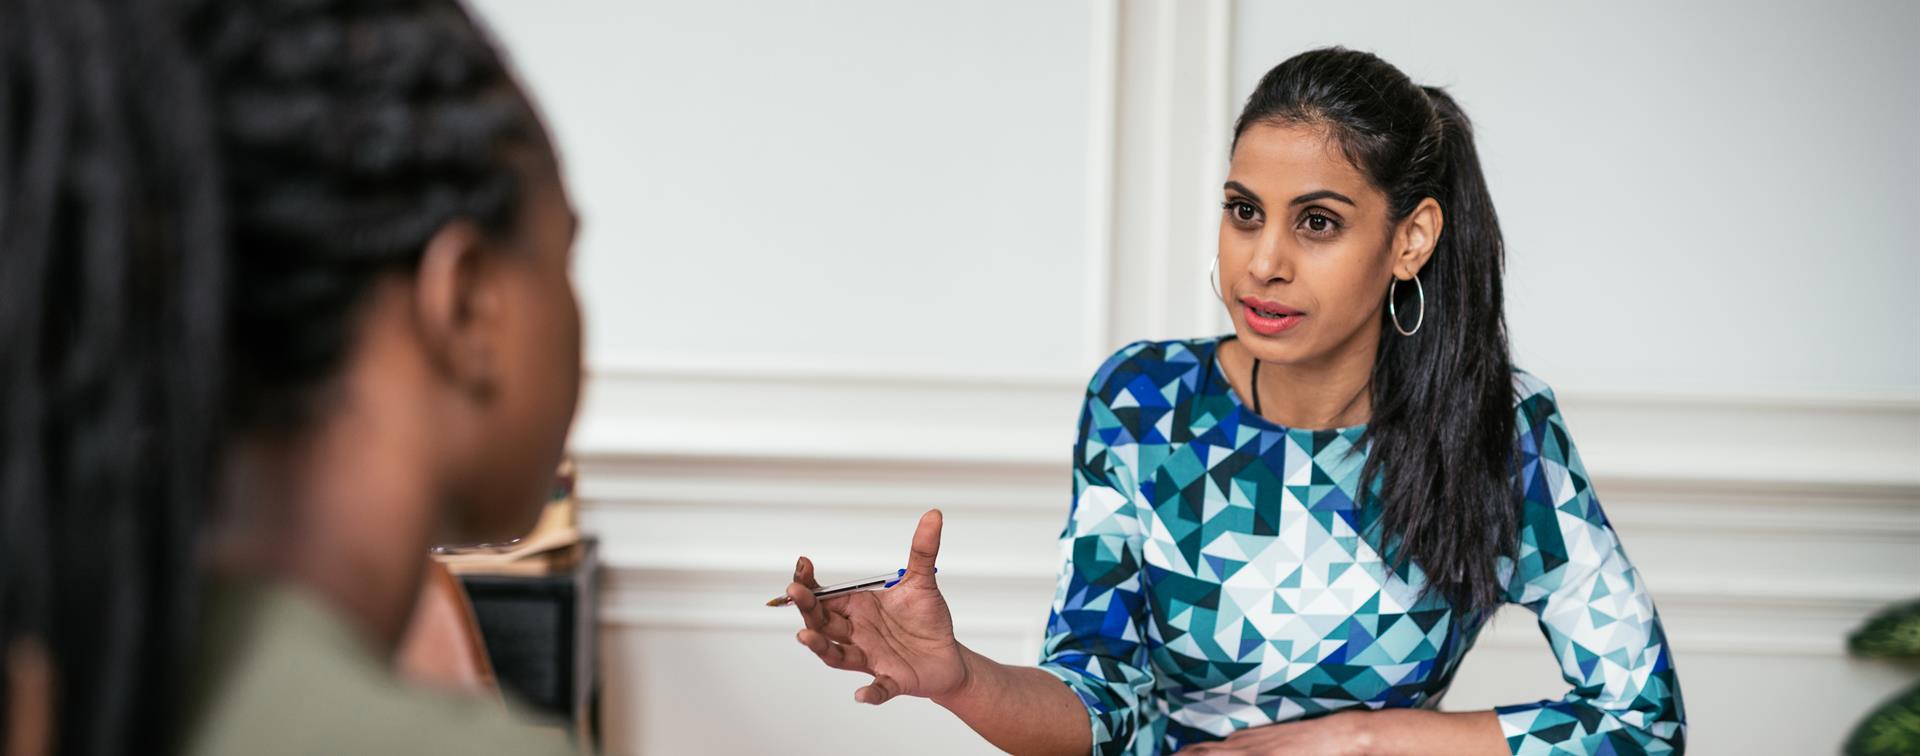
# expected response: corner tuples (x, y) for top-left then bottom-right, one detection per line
(1, 0), (584, 753)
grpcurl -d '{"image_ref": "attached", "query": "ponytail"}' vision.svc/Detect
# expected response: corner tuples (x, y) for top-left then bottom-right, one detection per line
(1236, 48), (1518, 616)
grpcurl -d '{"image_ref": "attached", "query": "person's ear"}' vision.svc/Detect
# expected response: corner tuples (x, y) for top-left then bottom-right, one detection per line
(1393, 197), (1444, 279)
(413, 219), (501, 399)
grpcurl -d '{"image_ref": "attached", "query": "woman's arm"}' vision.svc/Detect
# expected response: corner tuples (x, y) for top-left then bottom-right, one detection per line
(1028, 344), (1164, 754)
(786, 512), (1094, 755)
(1491, 380), (1685, 753)
(1357, 384), (1687, 756)
(1177, 708), (1504, 755)
(1358, 710), (1504, 754)
(789, 346), (1162, 755)
(932, 645), (1092, 756)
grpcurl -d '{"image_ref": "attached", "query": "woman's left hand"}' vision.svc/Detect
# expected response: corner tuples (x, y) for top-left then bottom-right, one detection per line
(1174, 710), (1374, 756)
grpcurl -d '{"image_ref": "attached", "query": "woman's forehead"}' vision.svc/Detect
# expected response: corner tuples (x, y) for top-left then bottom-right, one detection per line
(1228, 122), (1373, 202)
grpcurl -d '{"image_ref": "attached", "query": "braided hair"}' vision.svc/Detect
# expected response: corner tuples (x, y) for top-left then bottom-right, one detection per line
(0, 0), (544, 752)
(1234, 47), (1520, 617)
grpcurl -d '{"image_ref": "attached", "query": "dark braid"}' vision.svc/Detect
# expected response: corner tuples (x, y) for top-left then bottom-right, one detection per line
(0, 0), (541, 753)
(192, 0), (541, 430)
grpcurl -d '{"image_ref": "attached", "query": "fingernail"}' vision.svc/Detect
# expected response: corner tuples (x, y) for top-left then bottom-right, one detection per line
(794, 557), (804, 575)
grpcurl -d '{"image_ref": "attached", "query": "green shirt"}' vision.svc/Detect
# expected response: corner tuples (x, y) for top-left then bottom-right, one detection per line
(183, 579), (579, 756)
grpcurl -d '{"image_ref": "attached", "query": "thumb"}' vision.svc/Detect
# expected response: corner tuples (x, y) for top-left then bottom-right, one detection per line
(904, 509), (942, 587)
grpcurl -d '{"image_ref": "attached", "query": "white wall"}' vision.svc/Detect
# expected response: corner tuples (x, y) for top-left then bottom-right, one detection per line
(1232, 0), (1920, 399)
(482, 0), (1105, 382)
(469, 1), (1920, 754)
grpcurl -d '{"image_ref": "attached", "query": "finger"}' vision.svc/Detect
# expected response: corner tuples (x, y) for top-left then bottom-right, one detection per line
(788, 577), (857, 641)
(810, 592), (863, 639)
(794, 556), (821, 590)
(816, 602), (855, 642)
(854, 673), (902, 705)
(795, 629), (868, 672)
(903, 509), (942, 587)
(787, 582), (831, 633)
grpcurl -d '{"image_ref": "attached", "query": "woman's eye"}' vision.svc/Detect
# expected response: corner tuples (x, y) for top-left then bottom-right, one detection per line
(1225, 200), (1261, 224)
(1300, 212), (1339, 235)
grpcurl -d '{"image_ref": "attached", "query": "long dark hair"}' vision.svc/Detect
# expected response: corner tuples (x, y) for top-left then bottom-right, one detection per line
(0, 0), (541, 752)
(1233, 47), (1518, 616)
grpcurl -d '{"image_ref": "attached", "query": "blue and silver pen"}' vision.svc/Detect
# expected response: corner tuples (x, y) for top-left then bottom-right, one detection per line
(765, 568), (934, 607)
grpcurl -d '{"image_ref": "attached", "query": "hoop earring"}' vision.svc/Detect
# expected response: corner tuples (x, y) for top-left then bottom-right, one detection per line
(1209, 256), (1223, 302)
(1389, 276), (1424, 336)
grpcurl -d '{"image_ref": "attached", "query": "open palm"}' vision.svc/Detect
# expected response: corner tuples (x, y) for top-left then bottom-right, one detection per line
(787, 509), (967, 704)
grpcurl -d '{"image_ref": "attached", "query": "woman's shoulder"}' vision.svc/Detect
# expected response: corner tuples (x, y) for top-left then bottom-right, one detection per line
(1509, 366), (1568, 431)
(185, 580), (576, 756)
(1083, 335), (1228, 403)
(1510, 366), (1554, 404)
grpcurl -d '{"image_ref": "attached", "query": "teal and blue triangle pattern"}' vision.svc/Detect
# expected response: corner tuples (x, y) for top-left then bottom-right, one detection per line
(1035, 338), (1685, 755)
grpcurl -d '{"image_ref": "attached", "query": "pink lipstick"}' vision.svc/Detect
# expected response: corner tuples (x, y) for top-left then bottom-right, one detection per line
(1240, 296), (1305, 336)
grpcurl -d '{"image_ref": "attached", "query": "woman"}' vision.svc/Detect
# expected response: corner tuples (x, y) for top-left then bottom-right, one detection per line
(784, 48), (1685, 755)
(1, 0), (582, 753)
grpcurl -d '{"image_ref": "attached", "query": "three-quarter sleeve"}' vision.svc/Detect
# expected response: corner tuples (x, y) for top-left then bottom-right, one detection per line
(1037, 345), (1161, 756)
(1494, 378), (1687, 754)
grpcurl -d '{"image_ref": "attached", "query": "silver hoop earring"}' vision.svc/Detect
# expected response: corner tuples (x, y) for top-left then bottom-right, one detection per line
(1389, 276), (1424, 336)
(1209, 256), (1223, 302)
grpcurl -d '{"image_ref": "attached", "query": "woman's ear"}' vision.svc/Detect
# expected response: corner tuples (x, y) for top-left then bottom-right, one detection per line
(1394, 197), (1444, 279)
(412, 219), (500, 399)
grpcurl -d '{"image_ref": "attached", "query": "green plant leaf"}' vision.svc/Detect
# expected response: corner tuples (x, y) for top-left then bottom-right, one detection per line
(1846, 681), (1920, 756)
(1851, 599), (1920, 659)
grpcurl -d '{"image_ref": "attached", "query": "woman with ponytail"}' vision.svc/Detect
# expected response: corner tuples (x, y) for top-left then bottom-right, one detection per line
(785, 48), (1685, 754)
(2, 0), (583, 753)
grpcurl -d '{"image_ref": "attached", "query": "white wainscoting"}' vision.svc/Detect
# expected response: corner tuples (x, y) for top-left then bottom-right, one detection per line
(464, 0), (1920, 753)
(575, 369), (1920, 756)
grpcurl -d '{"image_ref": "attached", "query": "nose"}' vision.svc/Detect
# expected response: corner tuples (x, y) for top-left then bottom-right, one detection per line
(1243, 228), (1295, 286)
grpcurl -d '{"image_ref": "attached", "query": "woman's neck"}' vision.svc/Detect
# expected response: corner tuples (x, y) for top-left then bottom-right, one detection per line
(1221, 333), (1376, 430)
(212, 395), (441, 658)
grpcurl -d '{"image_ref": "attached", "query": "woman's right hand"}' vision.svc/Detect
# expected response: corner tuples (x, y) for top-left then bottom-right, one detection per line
(787, 509), (970, 705)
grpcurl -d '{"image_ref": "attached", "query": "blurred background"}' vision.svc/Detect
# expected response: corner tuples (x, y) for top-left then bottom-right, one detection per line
(464, 1), (1919, 753)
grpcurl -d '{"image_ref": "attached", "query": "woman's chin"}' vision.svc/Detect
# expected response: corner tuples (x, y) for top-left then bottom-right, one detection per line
(1232, 325), (1312, 361)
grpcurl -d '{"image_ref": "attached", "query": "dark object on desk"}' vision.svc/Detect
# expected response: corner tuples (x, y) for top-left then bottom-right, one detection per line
(458, 537), (600, 752)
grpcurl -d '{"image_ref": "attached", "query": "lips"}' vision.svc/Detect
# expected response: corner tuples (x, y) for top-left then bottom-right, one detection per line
(1240, 296), (1305, 336)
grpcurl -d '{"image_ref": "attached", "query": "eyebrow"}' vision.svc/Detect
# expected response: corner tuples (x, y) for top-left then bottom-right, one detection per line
(1289, 189), (1357, 207)
(1224, 181), (1358, 210)
(1223, 181), (1262, 204)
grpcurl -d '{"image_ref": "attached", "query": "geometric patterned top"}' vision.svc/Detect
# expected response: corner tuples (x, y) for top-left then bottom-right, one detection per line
(1036, 337), (1686, 755)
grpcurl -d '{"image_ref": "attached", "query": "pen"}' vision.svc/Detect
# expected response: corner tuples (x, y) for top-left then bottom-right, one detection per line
(765, 568), (934, 607)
